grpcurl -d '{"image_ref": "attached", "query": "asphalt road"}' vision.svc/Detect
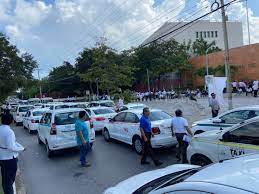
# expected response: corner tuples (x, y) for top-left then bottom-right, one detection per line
(14, 125), (179, 194)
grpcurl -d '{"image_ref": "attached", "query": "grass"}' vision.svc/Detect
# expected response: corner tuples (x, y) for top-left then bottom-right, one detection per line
(0, 176), (3, 194)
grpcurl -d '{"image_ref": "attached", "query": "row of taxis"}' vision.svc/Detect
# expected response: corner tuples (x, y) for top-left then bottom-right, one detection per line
(104, 105), (259, 194)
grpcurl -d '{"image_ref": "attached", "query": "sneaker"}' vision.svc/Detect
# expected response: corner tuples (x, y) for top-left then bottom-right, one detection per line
(141, 161), (150, 165)
(81, 162), (91, 167)
(154, 161), (163, 167)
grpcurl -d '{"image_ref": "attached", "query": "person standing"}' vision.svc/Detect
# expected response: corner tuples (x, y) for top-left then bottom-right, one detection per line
(75, 111), (91, 167)
(0, 113), (25, 194)
(171, 109), (193, 164)
(140, 107), (163, 166)
(252, 80), (258, 97)
(209, 93), (220, 118)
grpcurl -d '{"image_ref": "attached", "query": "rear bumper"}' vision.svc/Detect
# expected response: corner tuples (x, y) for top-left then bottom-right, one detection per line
(29, 123), (39, 131)
(151, 135), (177, 148)
(15, 117), (23, 123)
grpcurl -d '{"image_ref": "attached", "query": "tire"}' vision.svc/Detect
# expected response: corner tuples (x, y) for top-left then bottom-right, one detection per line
(132, 136), (143, 155)
(194, 130), (204, 135)
(103, 128), (110, 142)
(37, 134), (43, 145)
(46, 141), (53, 158)
(191, 154), (212, 166)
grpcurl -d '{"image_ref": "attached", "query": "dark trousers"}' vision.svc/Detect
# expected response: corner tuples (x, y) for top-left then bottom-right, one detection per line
(254, 90), (258, 97)
(212, 110), (219, 118)
(175, 133), (188, 164)
(79, 143), (90, 166)
(0, 158), (17, 194)
(141, 133), (157, 163)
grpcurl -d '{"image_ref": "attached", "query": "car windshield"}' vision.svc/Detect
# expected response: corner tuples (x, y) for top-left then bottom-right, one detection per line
(33, 111), (45, 116)
(70, 104), (86, 108)
(55, 105), (69, 109)
(55, 111), (81, 125)
(19, 106), (33, 112)
(133, 168), (201, 194)
(93, 109), (115, 115)
(149, 111), (172, 121)
(131, 105), (145, 109)
(100, 102), (114, 107)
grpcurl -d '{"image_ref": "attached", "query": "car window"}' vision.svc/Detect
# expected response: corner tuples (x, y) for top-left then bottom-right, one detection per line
(19, 106), (33, 112)
(25, 111), (30, 117)
(227, 122), (259, 145)
(85, 109), (91, 116)
(50, 106), (54, 110)
(43, 113), (52, 125)
(33, 111), (45, 116)
(93, 109), (115, 115)
(124, 112), (139, 123)
(114, 112), (126, 122)
(100, 102), (114, 107)
(54, 111), (89, 125)
(120, 106), (128, 111)
(219, 110), (256, 124)
(149, 111), (172, 121)
(55, 105), (69, 109)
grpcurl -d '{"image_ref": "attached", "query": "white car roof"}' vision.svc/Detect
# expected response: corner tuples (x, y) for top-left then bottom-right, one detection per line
(125, 103), (146, 107)
(122, 108), (163, 115)
(45, 108), (85, 114)
(186, 154), (259, 193)
(90, 100), (114, 103)
(230, 105), (259, 111)
(31, 108), (49, 112)
(86, 107), (113, 111)
(18, 105), (34, 108)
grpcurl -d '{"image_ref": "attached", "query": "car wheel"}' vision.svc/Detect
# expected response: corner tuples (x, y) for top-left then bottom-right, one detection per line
(194, 130), (204, 135)
(37, 134), (43, 145)
(46, 141), (53, 158)
(133, 136), (143, 155)
(103, 128), (110, 142)
(191, 154), (212, 166)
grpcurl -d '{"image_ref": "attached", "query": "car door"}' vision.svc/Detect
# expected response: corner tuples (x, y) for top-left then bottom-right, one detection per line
(123, 112), (140, 143)
(218, 121), (259, 161)
(23, 111), (29, 127)
(39, 113), (52, 142)
(110, 112), (126, 140)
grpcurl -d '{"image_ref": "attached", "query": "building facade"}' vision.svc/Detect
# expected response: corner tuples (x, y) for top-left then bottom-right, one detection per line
(143, 20), (243, 49)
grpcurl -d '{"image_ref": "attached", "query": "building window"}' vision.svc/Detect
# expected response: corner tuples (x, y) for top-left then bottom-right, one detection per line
(196, 32), (199, 39)
(211, 31), (214, 38)
(207, 31), (210, 38)
(200, 31), (203, 38)
(204, 31), (206, 38)
(215, 31), (218, 37)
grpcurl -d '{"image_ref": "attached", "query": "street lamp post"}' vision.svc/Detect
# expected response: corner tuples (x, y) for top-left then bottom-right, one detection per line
(96, 78), (99, 100)
(205, 48), (210, 76)
(245, 0), (251, 45)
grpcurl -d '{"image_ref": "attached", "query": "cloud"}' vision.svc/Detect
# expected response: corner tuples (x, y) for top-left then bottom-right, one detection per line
(1, 0), (259, 77)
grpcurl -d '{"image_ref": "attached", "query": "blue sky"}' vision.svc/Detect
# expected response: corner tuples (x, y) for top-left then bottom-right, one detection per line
(0, 0), (258, 77)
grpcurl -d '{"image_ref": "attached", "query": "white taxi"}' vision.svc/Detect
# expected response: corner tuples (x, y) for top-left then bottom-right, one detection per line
(187, 116), (259, 166)
(103, 109), (177, 154)
(49, 103), (69, 110)
(85, 107), (116, 132)
(37, 108), (95, 157)
(23, 108), (49, 134)
(119, 103), (147, 112)
(192, 106), (259, 135)
(104, 154), (259, 194)
(13, 105), (34, 125)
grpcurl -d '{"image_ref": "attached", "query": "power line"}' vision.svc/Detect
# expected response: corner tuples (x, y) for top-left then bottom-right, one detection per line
(140, 0), (239, 48)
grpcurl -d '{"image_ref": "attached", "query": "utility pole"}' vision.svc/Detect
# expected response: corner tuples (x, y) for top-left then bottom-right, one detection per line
(146, 68), (150, 92)
(220, 0), (233, 110)
(245, 0), (251, 45)
(205, 48), (210, 76)
(37, 69), (43, 101)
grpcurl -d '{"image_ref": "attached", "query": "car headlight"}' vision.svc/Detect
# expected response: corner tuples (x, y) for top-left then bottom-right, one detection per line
(192, 123), (197, 127)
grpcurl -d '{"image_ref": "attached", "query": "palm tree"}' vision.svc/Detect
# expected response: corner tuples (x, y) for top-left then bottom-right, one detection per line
(192, 38), (221, 56)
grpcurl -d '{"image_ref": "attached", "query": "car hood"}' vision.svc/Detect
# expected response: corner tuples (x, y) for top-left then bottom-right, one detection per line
(104, 164), (198, 194)
(193, 118), (213, 125)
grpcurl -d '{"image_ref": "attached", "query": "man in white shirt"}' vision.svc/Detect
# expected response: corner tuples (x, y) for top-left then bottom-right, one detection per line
(232, 81), (237, 93)
(209, 93), (220, 118)
(0, 114), (24, 194)
(253, 80), (258, 97)
(171, 109), (193, 164)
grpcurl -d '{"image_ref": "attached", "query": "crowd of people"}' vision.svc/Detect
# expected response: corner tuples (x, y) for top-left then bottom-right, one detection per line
(232, 80), (259, 97)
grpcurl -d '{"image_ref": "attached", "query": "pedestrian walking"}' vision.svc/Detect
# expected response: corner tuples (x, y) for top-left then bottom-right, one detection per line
(252, 80), (258, 97)
(171, 109), (193, 164)
(209, 93), (220, 118)
(0, 113), (25, 194)
(75, 111), (91, 167)
(140, 107), (163, 166)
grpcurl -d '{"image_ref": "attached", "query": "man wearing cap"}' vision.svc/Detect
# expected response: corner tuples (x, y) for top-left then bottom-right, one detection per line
(209, 93), (220, 118)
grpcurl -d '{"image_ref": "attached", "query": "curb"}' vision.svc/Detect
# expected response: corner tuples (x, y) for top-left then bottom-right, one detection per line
(15, 169), (26, 194)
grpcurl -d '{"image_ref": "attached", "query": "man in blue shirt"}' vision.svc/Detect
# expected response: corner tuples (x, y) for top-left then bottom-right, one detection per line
(75, 111), (91, 167)
(140, 107), (163, 166)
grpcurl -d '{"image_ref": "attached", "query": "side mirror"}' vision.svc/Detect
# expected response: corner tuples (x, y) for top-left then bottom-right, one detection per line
(212, 118), (222, 123)
(221, 131), (230, 141)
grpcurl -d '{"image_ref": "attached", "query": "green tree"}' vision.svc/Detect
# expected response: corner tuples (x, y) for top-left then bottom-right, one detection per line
(0, 33), (38, 101)
(192, 38), (221, 56)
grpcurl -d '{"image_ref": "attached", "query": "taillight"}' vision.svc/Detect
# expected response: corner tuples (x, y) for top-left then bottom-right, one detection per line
(90, 118), (94, 129)
(152, 127), (161, 135)
(50, 123), (57, 135)
(95, 117), (105, 121)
